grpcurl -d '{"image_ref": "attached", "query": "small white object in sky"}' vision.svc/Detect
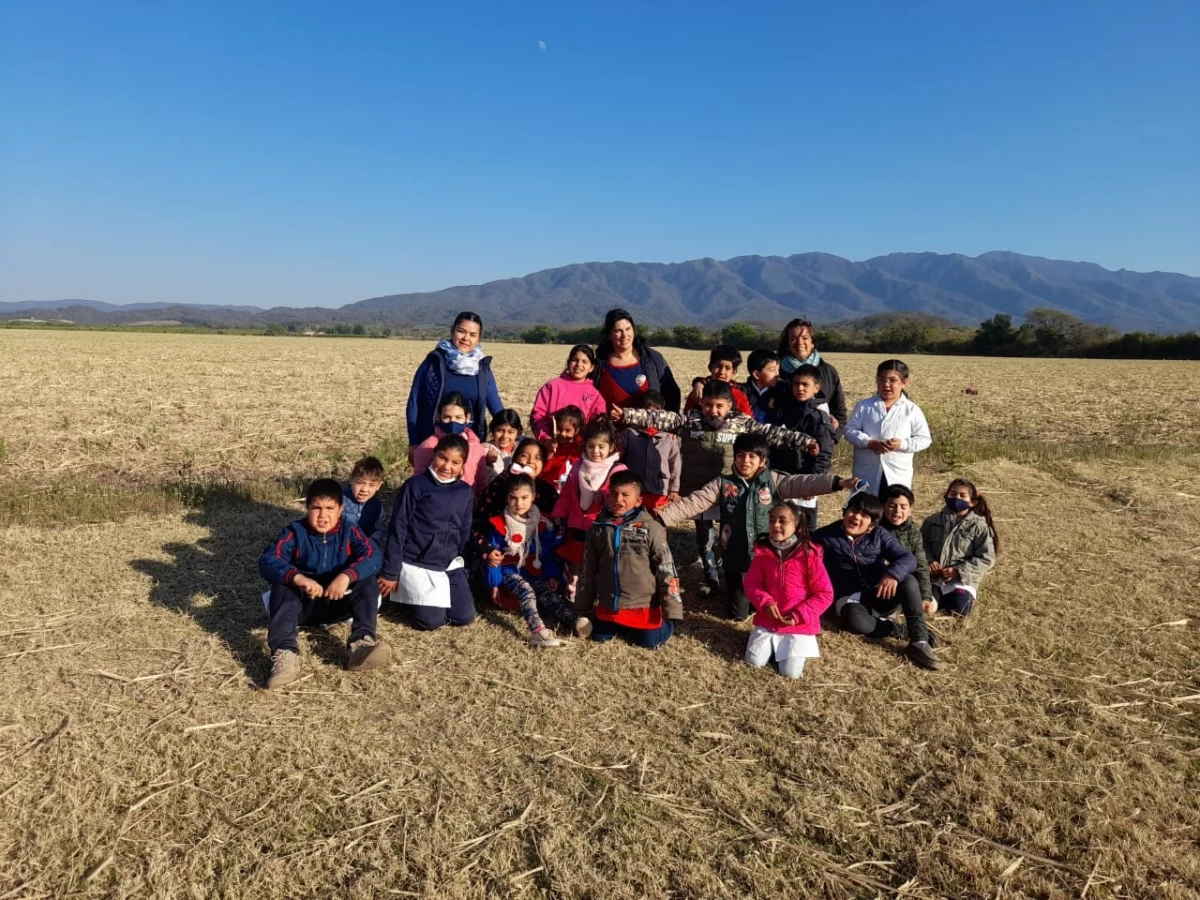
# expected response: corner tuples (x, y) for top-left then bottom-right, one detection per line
(537, 40), (547, 51)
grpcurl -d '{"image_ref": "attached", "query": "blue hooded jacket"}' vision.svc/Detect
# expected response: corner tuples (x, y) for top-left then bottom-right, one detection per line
(811, 522), (917, 598)
(406, 348), (504, 446)
(259, 519), (382, 586)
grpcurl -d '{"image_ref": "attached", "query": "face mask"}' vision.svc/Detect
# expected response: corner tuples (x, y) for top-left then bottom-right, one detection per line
(439, 421), (469, 436)
(946, 497), (971, 513)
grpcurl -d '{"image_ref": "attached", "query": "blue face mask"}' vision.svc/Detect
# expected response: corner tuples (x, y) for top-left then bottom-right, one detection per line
(439, 420), (469, 436)
(946, 497), (971, 513)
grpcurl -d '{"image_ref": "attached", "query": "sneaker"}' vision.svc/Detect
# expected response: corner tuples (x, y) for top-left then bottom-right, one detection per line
(575, 616), (593, 640)
(529, 628), (563, 648)
(699, 579), (720, 597)
(886, 619), (938, 648)
(266, 649), (302, 689)
(347, 635), (393, 672)
(905, 641), (942, 671)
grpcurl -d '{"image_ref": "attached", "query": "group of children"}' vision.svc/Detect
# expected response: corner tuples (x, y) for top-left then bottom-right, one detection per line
(257, 343), (998, 688)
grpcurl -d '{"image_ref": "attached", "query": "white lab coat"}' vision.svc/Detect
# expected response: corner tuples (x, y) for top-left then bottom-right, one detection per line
(845, 394), (932, 489)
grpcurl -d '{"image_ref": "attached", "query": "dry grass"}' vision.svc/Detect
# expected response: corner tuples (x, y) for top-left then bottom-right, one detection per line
(1, 330), (1199, 898)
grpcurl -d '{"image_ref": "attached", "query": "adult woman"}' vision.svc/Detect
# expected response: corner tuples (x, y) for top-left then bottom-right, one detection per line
(593, 309), (681, 412)
(775, 317), (847, 436)
(407, 311), (504, 448)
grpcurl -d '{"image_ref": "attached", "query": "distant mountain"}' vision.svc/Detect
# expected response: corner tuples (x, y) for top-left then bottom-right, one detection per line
(5, 251), (1199, 332)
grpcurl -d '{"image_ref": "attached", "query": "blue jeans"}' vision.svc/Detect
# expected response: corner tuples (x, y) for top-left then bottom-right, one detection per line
(591, 617), (675, 649)
(695, 519), (719, 583)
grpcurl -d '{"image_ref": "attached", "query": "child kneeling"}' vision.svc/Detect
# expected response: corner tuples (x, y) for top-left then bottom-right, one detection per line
(576, 471), (683, 649)
(258, 478), (391, 689)
(743, 502), (833, 678)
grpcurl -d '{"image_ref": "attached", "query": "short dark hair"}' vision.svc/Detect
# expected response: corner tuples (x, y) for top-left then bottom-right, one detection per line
(490, 408), (523, 434)
(350, 456), (384, 481)
(702, 380), (734, 401)
(791, 363), (822, 384)
(608, 470), (644, 494)
(883, 484), (916, 505)
(439, 392), (471, 417)
(747, 349), (779, 375)
(434, 433), (469, 460)
(708, 345), (742, 370)
(554, 405), (585, 431)
(306, 478), (344, 507)
(733, 432), (770, 459)
(844, 490), (883, 524)
(505, 474), (537, 497)
(641, 389), (665, 410)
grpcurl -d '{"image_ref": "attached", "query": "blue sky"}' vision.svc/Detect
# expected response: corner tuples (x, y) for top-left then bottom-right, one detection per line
(2, 0), (1197, 307)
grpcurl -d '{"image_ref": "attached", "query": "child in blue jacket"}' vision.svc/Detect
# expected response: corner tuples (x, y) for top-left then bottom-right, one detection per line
(258, 478), (391, 689)
(812, 491), (941, 671)
(484, 474), (578, 647)
(342, 456), (385, 544)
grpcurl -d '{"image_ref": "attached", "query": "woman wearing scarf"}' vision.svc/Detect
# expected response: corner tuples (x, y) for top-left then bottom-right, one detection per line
(593, 309), (681, 413)
(406, 312), (505, 449)
(774, 317), (847, 440)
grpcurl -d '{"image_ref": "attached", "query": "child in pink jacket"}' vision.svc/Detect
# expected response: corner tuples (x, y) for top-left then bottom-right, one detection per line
(531, 345), (608, 440)
(743, 501), (834, 679)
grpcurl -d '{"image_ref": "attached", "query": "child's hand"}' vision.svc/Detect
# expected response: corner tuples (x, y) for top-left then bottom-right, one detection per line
(867, 439), (891, 454)
(324, 573), (351, 601)
(486, 550), (504, 567)
(885, 437), (902, 451)
(292, 574), (322, 599)
(876, 576), (899, 600)
(836, 475), (863, 492)
(923, 598), (938, 615)
(610, 406), (624, 422)
(548, 577), (559, 591)
(689, 383), (704, 404)
(486, 447), (500, 463)
(377, 577), (398, 599)
(941, 566), (959, 582)
(807, 440), (820, 456)
(928, 561), (942, 576)
(667, 491), (680, 504)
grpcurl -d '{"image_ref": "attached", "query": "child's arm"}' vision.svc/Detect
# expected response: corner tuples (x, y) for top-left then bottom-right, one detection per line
(648, 522), (684, 620)
(908, 530), (935, 607)
(732, 386), (753, 417)
(738, 417), (816, 451)
(343, 524), (383, 583)
(613, 407), (686, 433)
(530, 382), (554, 440)
(657, 477), (722, 527)
(742, 556), (772, 613)
(259, 525), (300, 586)
(955, 528), (996, 585)
(843, 401), (872, 449)
(812, 417), (835, 473)
(901, 405), (933, 454)
(879, 529), (918, 583)
(772, 472), (840, 500)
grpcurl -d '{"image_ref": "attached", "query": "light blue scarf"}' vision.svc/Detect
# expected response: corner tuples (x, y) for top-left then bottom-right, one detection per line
(781, 348), (821, 373)
(437, 338), (485, 376)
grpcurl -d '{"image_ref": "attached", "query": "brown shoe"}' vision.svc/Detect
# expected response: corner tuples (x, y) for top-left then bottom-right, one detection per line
(266, 649), (302, 689)
(347, 635), (392, 672)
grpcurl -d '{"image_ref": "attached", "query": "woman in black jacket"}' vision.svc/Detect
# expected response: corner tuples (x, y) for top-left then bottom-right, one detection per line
(593, 309), (681, 413)
(775, 317), (847, 438)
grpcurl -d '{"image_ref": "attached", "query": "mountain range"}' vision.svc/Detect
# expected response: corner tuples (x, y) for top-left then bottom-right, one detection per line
(5, 251), (1199, 332)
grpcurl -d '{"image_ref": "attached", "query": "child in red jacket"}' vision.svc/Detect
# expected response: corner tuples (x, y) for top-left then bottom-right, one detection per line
(742, 501), (834, 679)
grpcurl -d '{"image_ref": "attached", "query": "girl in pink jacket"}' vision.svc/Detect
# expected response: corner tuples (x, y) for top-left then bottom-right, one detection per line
(531, 345), (608, 440)
(742, 501), (834, 679)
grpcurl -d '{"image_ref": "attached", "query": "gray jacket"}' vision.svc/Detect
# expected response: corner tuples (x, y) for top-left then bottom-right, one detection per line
(621, 428), (681, 496)
(920, 510), (996, 590)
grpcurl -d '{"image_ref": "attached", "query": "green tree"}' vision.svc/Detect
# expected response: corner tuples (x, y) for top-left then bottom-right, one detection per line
(671, 325), (708, 349)
(719, 322), (762, 349)
(521, 324), (557, 344)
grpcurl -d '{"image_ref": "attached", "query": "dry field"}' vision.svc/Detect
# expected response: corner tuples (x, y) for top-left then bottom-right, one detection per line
(1, 329), (1198, 899)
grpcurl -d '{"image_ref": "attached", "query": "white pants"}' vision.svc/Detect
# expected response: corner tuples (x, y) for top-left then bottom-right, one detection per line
(744, 627), (817, 679)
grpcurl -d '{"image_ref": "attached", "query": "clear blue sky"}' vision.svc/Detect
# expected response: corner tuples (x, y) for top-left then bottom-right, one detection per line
(2, 0), (1197, 307)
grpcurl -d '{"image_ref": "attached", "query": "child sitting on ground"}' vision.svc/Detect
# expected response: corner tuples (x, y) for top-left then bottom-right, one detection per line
(813, 491), (941, 670)
(769, 364), (836, 531)
(576, 471), (683, 649)
(411, 392), (491, 497)
(530, 345), (607, 440)
(742, 349), (780, 423)
(619, 390), (681, 512)
(342, 456), (385, 540)
(743, 501), (834, 679)
(614, 380), (818, 598)
(482, 409), (523, 484)
(379, 434), (477, 631)
(540, 405), (585, 491)
(657, 432), (857, 620)
(484, 474), (578, 647)
(258, 478), (391, 689)
(551, 415), (627, 599)
(921, 478), (999, 616)
(881, 485), (936, 614)
(684, 345), (753, 416)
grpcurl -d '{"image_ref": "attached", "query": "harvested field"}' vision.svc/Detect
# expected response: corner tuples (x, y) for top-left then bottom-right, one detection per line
(1, 330), (1198, 898)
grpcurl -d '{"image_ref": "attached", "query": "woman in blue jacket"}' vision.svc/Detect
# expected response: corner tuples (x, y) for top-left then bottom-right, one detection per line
(407, 311), (504, 448)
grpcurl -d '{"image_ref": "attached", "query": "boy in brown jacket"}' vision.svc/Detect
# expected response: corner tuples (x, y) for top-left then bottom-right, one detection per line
(575, 471), (683, 649)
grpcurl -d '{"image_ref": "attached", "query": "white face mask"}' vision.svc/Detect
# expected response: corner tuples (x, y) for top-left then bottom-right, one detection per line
(429, 469), (459, 484)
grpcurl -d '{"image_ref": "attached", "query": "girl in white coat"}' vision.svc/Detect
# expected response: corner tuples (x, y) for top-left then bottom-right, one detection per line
(845, 359), (932, 495)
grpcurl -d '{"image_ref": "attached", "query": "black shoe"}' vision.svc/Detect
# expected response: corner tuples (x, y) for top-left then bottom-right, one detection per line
(905, 641), (942, 671)
(698, 579), (720, 597)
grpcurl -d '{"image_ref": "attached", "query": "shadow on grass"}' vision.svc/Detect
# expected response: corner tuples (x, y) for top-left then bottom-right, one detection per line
(131, 481), (304, 682)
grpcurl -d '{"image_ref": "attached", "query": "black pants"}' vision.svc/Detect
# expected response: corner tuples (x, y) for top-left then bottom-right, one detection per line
(267, 575), (379, 653)
(725, 561), (750, 620)
(404, 568), (476, 630)
(838, 574), (928, 644)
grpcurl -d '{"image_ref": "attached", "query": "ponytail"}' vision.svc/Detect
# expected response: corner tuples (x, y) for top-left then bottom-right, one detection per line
(973, 492), (1000, 555)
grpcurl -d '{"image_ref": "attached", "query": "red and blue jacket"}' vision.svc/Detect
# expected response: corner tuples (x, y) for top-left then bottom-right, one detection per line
(259, 518), (382, 586)
(484, 514), (563, 588)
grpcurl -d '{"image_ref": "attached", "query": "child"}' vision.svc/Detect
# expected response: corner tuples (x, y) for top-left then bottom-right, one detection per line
(484, 474), (578, 647)
(921, 478), (999, 616)
(411, 392), (491, 497)
(540, 405), (584, 491)
(378, 434), (477, 630)
(477, 437), (558, 519)
(845, 359), (932, 496)
(482, 409), (523, 483)
(576, 471), (683, 649)
(619, 390), (681, 512)
(881, 485), (936, 614)
(684, 345), (753, 416)
(614, 380), (817, 597)
(812, 492), (941, 670)
(742, 349), (780, 424)
(550, 415), (627, 598)
(658, 432), (856, 620)
(258, 478), (390, 689)
(769, 364), (836, 530)
(743, 501), (834, 678)
(342, 456), (385, 540)
(530, 345), (607, 440)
